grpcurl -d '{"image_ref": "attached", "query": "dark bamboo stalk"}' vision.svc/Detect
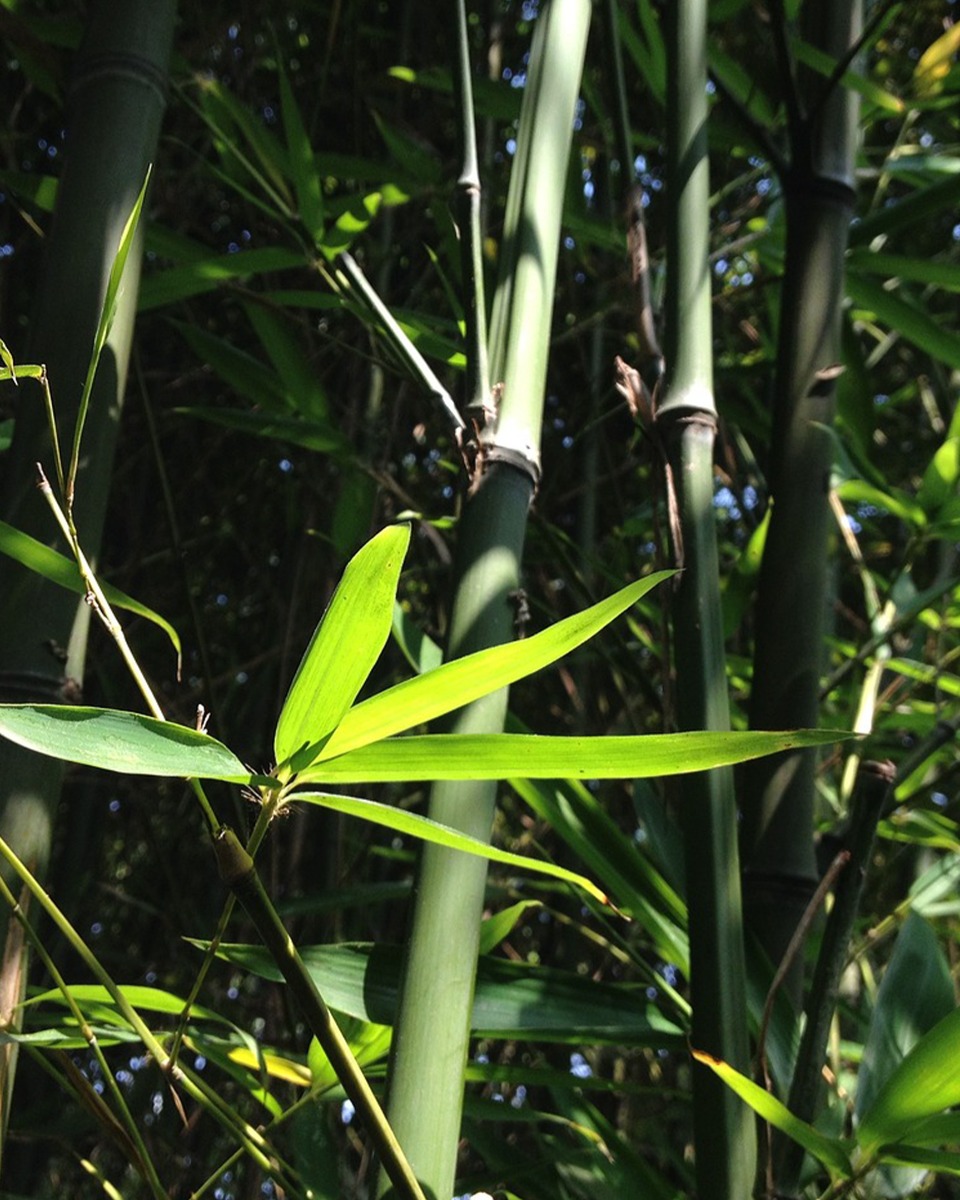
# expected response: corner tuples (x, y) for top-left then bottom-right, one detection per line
(740, 0), (861, 991)
(776, 762), (890, 1195)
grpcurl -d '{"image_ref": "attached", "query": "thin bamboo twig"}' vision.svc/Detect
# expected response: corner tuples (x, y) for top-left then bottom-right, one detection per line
(755, 848), (850, 1197)
(0, 833), (288, 1180)
(452, 0), (491, 420)
(778, 761), (892, 1193)
(334, 250), (466, 438)
(0, 874), (167, 1198)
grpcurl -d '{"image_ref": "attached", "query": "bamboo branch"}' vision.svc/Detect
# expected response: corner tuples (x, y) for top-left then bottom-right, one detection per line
(213, 827), (428, 1200)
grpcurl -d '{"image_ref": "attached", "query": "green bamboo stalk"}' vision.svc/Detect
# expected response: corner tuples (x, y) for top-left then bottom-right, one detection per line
(0, 0), (175, 1174)
(377, 5), (592, 1197)
(740, 0), (861, 987)
(656, 2), (756, 1196)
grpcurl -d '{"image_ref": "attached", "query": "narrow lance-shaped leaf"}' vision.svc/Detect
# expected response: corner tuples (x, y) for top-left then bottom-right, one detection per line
(68, 168), (151, 501)
(298, 728), (849, 784)
(691, 1049), (854, 1180)
(0, 705), (257, 784)
(0, 519), (182, 665)
(292, 791), (610, 907)
(847, 274), (960, 371)
(277, 57), (324, 244)
(274, 524), (411, 768)
(314, 571), (675, 765)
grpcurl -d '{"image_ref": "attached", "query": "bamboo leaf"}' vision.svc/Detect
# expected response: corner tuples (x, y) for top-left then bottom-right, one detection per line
(512, 774), (689, 972)
(0, 705), (256, 783)
(855, 913), (955, 1197)
(68, 169), (150, 498)
(0, 337), (15, 377)
(877, 1146), (960, 1177)
(850, 174), (960, 245)
(204, 941), (687, 1045)
(792, 36), (904, 114)
(691, 1050), (854, 1179)
(847, 275), (960, 370)
(918, 437), (960, 515)
(195, 74), (293, 207)
(170, 321), (289, 410)
(835, 479), (927, 528)
(392, 602), (443, 675)
(846, 249), (960, 293)
(0, 168), (59, 213)
(386, 66), (522, 121)
(314, 572), (675, 763)
(858, 1006), (960, 1154)
(299, 728), (847, 784)
(319, 191), (382, 260)
(478, 901), (542, 955)
(0, 519), (182, 662)
(175, 406), (349, 454)
(914, 23), (960, 97)
(27, 985), (226, 1024)
(138, 246), (306, 310)
(371, 112), (442, 186)
(277, 58), (324, 243)
(242, 300), (333, 422)
(291, 792), (610, 906)
(274, 525), (411, 767)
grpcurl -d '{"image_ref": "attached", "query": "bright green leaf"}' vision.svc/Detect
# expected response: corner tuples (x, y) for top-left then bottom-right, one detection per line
(274, 525), (411, 767)
(0, 337), (15, 377)
(918, 438), (960, 515)
(319, 192), (382, 260)
(692, 1050), (854, 1179)
(291, 792), (610, 907)
(835, 479), (926, 529)
(0, 705), (255, 783)
(27, 985), (226, 1024)
(856, 913), (955, 1197)
(315, 572), (674, 763)
(858, 1005), (960, 1154)
(478, 901), (542, 955)
(914, 23), (960, 97)
(299, 728), (847, 784)
(392, 602), (443, 676)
